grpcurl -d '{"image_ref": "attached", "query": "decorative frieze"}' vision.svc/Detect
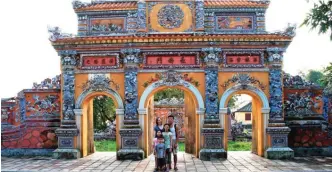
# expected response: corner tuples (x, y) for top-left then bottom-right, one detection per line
(202, 47), (222, 68)
(121, 48), (141, 69)
(221, 73), (266, 91)
(81, 74), (119, 92)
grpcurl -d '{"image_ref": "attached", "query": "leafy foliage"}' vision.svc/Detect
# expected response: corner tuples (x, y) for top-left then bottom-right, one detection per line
(301, 0), (332, 40)
(321, 62), (332, 94)
(154, 88), (184, 101)
(93, 96), (116, 131)
(228, 95), (239, 109)
(305, 69), (325, 86)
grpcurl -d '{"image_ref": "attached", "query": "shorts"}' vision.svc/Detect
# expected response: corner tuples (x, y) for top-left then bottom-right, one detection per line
(172, 140), (179, 155)
(157, 158), (166, 169)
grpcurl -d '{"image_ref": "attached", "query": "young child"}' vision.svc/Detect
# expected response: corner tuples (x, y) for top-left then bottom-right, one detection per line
(153, 130), (163, 170)
(155, 137), (166, 172)
(162, 124), (173, 171)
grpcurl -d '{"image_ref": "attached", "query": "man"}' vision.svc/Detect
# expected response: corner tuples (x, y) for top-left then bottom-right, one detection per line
(167, 115), (179, 171)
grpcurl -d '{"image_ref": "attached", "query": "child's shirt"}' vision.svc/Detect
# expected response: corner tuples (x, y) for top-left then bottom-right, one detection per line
(155, 143), (166, 158)
(162, 132), (173, 149)
(153, 138), (158, 149)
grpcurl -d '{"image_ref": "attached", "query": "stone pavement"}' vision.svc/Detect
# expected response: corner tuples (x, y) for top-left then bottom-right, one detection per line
(2, 151), (332, 172)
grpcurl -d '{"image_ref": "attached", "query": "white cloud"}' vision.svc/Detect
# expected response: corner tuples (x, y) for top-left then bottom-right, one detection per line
(0, 0), (331, 98)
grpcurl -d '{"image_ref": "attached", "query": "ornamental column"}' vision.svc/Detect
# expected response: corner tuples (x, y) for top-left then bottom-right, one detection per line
(117, 48), (144, 160)
(53, 50), (80, 159)
(199, 47), (227, 160)
(265, 47), (294, 159)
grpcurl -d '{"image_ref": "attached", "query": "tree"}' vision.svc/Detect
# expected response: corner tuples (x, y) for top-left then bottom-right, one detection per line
(228, 95), (239, 109)
(93, 96), (116, 131)
(154, 88), (184, 101)
(305, 69), (325, 86)
(301, 0), (332, 40)
(321, 62), (332, 94)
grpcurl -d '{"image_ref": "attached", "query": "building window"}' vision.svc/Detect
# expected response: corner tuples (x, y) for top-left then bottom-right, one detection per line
(245, 113), (251, 121)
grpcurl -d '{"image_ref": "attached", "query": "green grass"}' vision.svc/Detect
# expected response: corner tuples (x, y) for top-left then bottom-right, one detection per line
(95, 140), (116, 152)
(227, 141), (252, 151)
(178, 142), (185, 152)
(95, 140), (186, 152)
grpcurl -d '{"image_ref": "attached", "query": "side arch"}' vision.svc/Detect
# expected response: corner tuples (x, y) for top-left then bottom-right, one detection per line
(219, 84), (270, 157)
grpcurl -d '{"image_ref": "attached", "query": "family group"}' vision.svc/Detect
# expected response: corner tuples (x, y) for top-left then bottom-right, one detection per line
(153, 115), (180, 172)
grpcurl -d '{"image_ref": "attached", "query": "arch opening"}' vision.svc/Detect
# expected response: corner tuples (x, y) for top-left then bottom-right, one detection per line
(138, 80), (205, 158)
(220, 84), (269, 157)
(76, 90), (124, 157)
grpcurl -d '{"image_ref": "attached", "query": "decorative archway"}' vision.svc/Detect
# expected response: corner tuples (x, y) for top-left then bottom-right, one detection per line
(219, 84), (270, 157)
(137, 71), (205, 157)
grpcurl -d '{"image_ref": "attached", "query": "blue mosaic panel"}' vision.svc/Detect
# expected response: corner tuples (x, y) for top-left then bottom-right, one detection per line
(269, 69), (283, 121)
(125, 70), (138, 120)
(205, 69), (219, 118)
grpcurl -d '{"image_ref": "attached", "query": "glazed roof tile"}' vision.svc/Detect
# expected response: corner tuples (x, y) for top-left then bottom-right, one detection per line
(204, 0), (270, 8)
(51, 33), (293, 45)
(74, 1), (137, 12)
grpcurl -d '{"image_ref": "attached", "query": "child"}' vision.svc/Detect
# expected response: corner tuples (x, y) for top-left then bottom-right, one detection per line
(155, 137), (166, 172)
(153, 130), (163, 171)
(162, 124), (173, 171)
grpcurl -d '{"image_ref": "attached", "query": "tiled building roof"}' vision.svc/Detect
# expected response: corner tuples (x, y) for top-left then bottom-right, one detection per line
(236, 102), (252, 112)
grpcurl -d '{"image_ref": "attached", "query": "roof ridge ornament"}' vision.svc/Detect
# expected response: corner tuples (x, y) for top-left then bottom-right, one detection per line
(72, 0), (88, 9)
(270, 23), (297, 37)
(47, 26), (74, 41)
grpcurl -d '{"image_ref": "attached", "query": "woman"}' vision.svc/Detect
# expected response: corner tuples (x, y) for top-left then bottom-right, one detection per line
(154, 117), (164, 137)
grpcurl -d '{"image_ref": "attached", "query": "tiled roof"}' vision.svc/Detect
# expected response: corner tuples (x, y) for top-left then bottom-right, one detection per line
(74, 2), (137, 12)
(204, 0), (270, 8)
(51, 33), (293, 45)
(236, 102), (252, 112)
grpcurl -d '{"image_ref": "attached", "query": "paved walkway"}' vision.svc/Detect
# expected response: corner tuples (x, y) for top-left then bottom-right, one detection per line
(2, 151), (332, 172)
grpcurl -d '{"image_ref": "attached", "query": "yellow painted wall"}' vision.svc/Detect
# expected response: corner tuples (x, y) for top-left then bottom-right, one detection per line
(234, 112), (252, 125)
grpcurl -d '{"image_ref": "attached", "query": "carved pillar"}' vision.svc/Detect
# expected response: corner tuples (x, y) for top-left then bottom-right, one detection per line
(53, 50), (80, 159)
(117, 48), (144, 160)
(137, 1), (147, 31)
(195, 0), (204, 31)
(199, 47), (226, 160)
(265, 47), (293, 159)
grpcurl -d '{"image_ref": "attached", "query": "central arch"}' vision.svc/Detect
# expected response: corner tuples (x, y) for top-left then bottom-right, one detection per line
(138, 79), (205, 158)
(219, 84), (270, 157)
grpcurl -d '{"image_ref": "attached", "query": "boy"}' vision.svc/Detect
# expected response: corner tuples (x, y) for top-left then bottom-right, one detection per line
(155, 137), (166, 172)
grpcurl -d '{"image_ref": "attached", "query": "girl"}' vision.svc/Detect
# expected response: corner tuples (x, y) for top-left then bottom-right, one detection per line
(153, 130), (163, 171)
(162, 124), (173, 171)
